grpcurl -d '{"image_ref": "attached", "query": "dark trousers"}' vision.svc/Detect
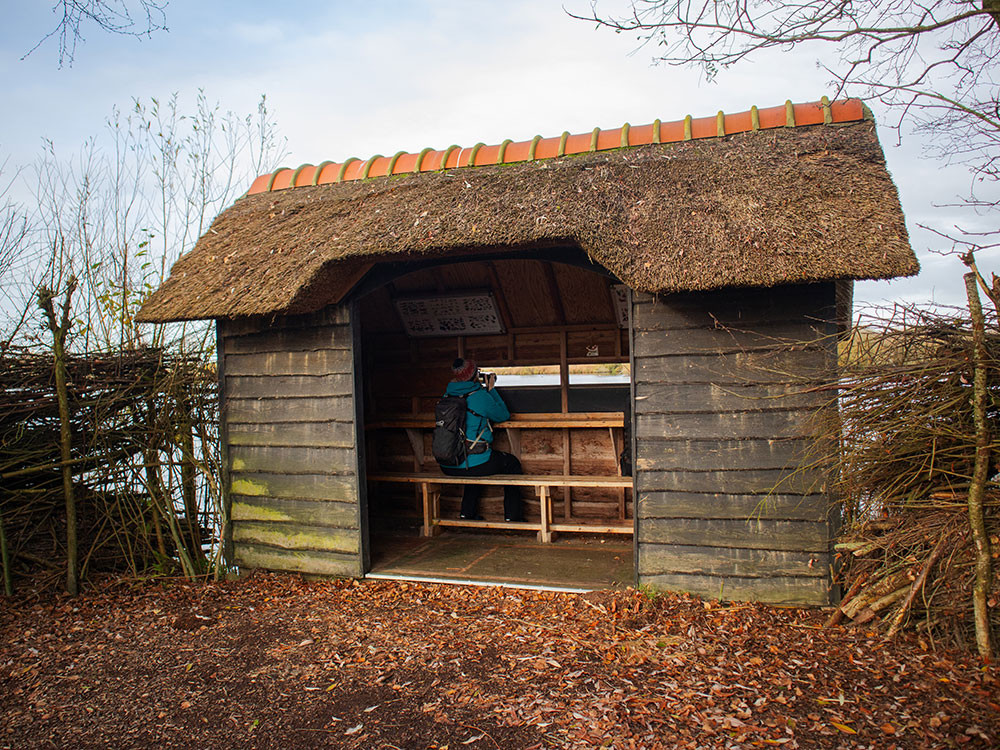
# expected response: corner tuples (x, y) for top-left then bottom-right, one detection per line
(441, 450), (523, 521)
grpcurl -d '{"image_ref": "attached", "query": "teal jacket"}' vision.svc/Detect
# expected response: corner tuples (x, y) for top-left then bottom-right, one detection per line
(441, 380), (510, 468)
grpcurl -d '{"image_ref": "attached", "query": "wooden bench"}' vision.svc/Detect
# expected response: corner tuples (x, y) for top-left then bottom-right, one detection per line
(367, 472), (633, 542)
(367, 412), (629, 522)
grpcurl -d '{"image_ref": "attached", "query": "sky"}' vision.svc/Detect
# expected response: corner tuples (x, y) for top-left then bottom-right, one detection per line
(2, 0), (993, 310)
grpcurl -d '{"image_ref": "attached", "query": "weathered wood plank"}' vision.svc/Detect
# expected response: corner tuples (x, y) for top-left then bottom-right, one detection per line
(635, 411), (819, 440)
(633, 324), (831, 357)
(232, 495), (358, 528)
(230, 445), (358, 475)
(634, 349), (831, 385)
(637, 491), (830, 522)
(225, 350), (352, 377)
(632, 283), (836, 332)
(224, 325), (352, 355)
(226, 396), (354, 424)
(638, 571), (832, 606)
(232, 520), (359, 554)
(634, 382), (829, 414)
(227, 374), (353, 399)
(637, 468), (824, 495)
(233, 542), (361, 577)
(222, 306), (350, 338)
(638, 517), (831, 552)
(228, 421), (356, 448)
(230, 472), (357, 502)
(635, 438), (813, 472)
(639, 542), (828, 578)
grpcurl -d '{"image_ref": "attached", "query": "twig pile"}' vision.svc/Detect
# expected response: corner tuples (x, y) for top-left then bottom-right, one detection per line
(823, 305), (1000, 650)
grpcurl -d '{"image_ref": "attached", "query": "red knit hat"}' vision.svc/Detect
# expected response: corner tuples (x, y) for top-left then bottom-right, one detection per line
(451, 358), (477, 382)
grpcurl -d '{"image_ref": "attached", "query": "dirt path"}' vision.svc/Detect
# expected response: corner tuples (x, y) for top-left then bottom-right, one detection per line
(1, 574), (995, 749)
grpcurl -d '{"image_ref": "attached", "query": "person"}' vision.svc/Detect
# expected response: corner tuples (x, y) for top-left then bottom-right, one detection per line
(438, 357), (524, 522)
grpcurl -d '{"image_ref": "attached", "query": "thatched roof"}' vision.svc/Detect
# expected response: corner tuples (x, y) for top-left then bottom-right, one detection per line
(137, 115), (916, 323)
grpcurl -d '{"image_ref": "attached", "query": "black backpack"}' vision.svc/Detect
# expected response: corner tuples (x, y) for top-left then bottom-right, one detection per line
(432, 393), (487, 466)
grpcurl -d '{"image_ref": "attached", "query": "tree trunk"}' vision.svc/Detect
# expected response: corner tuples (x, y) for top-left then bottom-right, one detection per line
(38, 278), (79, 596)
(964, 272), (994, 662)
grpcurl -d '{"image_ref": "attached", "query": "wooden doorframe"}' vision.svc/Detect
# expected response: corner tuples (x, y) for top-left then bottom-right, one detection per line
(350, 299), (372, 574)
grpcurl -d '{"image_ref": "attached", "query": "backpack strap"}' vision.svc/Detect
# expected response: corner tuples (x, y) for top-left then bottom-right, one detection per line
(449, 390), (489, 449)
(446, 390), (486, 420)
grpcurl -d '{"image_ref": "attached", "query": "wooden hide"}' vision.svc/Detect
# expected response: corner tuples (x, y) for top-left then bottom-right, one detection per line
(216, 256), (845, 607)
(632, 283), (843, 606)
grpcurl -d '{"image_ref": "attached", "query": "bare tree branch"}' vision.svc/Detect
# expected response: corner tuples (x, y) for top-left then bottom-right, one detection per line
(23, 1), (169, 67)
(576, 0), (1000, 253)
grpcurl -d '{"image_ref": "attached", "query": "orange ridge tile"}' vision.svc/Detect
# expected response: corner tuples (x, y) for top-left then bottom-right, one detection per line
(249, 97), (867, 195)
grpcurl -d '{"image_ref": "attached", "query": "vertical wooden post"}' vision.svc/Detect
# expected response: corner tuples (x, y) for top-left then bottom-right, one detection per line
(964, 272), (994, 662)
(559, 331), (571, 519)
(421, 482), (432, 537)
(559, 331), (569, 414)
(562, 429), (572, 521)
(38, 277), (79, 596)
(537, 485), (551, 543)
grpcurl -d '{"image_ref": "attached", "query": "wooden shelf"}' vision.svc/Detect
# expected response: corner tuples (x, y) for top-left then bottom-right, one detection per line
(367, 411), (624, 430)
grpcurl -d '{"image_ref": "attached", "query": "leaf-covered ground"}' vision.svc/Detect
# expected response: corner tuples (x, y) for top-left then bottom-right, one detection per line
(0, 574), (996, 749)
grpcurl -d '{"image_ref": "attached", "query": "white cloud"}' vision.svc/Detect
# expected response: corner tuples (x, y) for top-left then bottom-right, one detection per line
(1, 0), (993, 308)
(229, 22), (287, 46)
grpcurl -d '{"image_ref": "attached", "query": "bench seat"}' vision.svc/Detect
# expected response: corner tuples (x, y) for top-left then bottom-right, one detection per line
(367, 472), (633, 542)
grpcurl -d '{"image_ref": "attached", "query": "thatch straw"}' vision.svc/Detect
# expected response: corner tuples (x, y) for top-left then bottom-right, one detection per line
(138, 120), (916, 323)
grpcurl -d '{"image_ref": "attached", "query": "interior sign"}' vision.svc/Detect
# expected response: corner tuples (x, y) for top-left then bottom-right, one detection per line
(394, 292), (506, 337)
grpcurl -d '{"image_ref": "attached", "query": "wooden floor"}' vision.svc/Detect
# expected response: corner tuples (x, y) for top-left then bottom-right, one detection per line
(368, 530), (635, 591)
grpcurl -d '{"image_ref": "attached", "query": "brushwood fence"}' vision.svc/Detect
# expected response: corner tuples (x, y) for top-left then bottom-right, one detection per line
(821, 306), (999, 652)
(0, 346), (220, 591)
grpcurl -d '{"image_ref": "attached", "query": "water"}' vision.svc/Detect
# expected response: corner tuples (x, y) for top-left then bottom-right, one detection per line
(495, 374), (630, 387)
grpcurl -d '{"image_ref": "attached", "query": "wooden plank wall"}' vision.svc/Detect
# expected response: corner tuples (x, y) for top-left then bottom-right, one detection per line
(632, 282), (844, 606)
(219, 306), (363, 577)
